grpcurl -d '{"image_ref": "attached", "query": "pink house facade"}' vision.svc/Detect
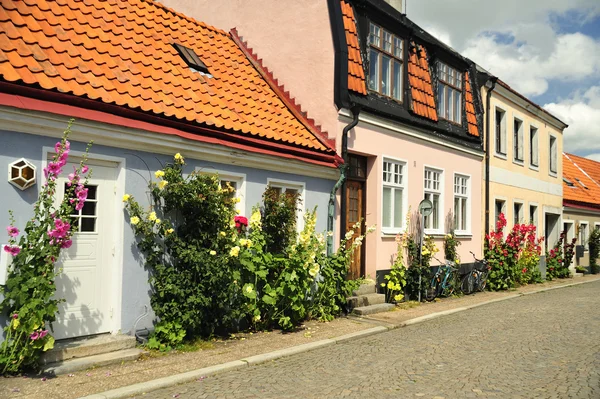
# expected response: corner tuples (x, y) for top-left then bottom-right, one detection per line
(160, 0), (485, 280)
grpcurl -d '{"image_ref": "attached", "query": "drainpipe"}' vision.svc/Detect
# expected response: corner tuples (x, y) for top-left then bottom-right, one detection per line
(484, 77), (498, 237)
(327, 106), (361, 255)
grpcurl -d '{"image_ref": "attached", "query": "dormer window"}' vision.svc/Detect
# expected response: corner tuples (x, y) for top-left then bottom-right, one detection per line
(173, 43), (209, 74)
(436, 61), (463, 124)
(368, 23), (403, 102)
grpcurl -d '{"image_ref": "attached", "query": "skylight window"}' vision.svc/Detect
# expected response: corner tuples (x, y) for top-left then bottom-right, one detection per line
(563, 177), (574, 187)
(173, 43), (209, 74)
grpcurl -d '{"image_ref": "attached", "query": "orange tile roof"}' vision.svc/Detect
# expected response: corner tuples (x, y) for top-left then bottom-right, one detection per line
(0, 0), (334, 155)
(464, 72), (479, 137)
(407, 43), (438, 122)
(340, 0), (367, 95)
(563, 153), (600, 209)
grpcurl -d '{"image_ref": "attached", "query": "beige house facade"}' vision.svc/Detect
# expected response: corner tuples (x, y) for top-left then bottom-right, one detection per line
(481, 80), (567, 251)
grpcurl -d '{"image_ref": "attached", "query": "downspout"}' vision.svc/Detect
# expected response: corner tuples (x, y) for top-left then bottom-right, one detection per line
(484, 77), (498, 237)
(327, 106), (361, 255)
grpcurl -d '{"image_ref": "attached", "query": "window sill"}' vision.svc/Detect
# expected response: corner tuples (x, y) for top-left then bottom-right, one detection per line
(494, 152), (507, 161)
(549, 171), (558, 178)
(513, 159), (524, 166)
(381, 229), (405, 237)
(424, 229), (444, 237)
(454, 232), (472, 238)
(529, 164), (539, 172)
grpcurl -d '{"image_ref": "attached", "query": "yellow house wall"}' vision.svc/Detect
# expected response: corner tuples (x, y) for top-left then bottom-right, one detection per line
(481, 85), (564, 248)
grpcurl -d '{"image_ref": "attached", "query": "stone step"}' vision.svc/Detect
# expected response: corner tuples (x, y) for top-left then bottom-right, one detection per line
(352, 283), (376, 296)
(41, 348), (144, 375)
(361, 293), (386, 306)
(40, 334), (136, 365)
(352, 303), (395, 316)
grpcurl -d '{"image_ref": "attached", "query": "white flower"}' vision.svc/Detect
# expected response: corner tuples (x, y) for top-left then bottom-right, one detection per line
(309, 264), (320, 277)
(367, 225), (376, 234)
(345, 231), (354, 241)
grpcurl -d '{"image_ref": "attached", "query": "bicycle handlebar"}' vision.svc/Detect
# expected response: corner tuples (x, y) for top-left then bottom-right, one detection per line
(470, 251), (487, 264)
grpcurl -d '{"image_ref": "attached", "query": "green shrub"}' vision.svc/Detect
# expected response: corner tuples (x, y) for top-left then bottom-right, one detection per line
(589, 229), (600, 274)
(262, 186), (300, 254)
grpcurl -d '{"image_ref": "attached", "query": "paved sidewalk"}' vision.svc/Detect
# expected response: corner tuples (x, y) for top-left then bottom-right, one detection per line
(1, 274), (598, 399)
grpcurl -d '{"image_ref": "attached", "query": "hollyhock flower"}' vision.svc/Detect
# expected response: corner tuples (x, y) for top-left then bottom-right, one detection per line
(81, 165), (89, 174)
(47, 162), (63, 176)
(209, 250), (216, 256)
(229, 246), (240, 257)
(57, 151), (69, 167)
(76, 187), (89, 201)
(30, 331), (39, 340)
(148, 212), (157, 222)
(174, 153), (184, 163)
(122, 194), (131, 202)
(75, 201), (84, 211)
(6, 226), (19, 237)
(39, 330), (48, 339)
(7, 246), (20, 256)
(154, 170), (165, 178)
(12, 314), (18, 319)
(54, 142), (62, 153)
(130, 216), (140, 225)
(61, 240), (73, 249)
(158, 180), (168, 190)
(166, 228), (174, 235)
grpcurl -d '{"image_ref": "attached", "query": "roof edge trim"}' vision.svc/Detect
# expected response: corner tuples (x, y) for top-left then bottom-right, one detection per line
(230, 28), (339, 156)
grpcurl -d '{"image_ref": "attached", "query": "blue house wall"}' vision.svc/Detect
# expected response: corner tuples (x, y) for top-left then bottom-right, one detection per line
(0, 128), (336, 338)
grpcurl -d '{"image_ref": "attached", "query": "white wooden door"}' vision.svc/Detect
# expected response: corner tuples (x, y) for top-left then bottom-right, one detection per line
(53, 162), (116, 339)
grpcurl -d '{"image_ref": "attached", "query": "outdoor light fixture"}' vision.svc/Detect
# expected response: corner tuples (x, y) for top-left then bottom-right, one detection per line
(8, 158), (36, 190)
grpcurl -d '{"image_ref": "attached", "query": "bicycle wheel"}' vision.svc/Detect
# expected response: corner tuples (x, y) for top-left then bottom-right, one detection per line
(478, 271), (488, 292)
(425, 276), (439, 302)
(442, 272), (455, 297)
(461, 273), (475, 295)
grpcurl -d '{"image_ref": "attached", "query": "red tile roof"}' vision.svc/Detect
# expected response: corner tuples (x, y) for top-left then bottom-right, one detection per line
(407, 43), (437, 122)
(464, 72), (479, 137)
(0, 0), (335, 156)
(340, 0), (367, 95)
(563, 153), (600, 210)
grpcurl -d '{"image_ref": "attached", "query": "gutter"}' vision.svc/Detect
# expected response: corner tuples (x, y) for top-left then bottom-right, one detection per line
(327, 106), (360, 255)
(484, 77), (498, 237)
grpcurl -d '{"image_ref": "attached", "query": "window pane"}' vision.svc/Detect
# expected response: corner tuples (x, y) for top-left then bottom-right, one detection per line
(369, 49), (379, 91)
(432, 194), (439, 229)
(393, 188), (403, 228)
(393, 61), (402, 100)
(369, 24), (380, 47)
(447, 88), (452, 120)
(383, 31), (392, 53)
(381, 55), (391, 96)
(437, 84), (444, 115)
(82, 201), (96, 216)
(454, 197), (460, 230)
(81, 217), (96, 232)
(461, 198), (467, 230)
(394, 37), (402, 58)
(383, 187), (392, 228)
(454, 91), (462, 123)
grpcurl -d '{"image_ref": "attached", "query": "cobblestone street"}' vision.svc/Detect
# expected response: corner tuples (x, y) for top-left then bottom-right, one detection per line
(141, 281), (600, 399)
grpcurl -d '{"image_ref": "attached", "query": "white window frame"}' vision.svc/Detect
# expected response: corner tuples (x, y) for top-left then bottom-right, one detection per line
(266, 178), (306, 233)
(196, 168), (247, 215)
(512, 199), (524, 226)
(423, 166), (444, 234)
(549, 134), (558, 176)
(513, 116), (524, 164)
(563, 219), (575, 242)
(494, 106), (507, 159)
(452, 173), (470, 235)
(595, 222), (600, 231)
(529, 124), (539, 170)
(529, 202), (538, 235)
(579, 221), (589, 251)
(381, 156), (408, 235)
(436, 61), (463, 124)
(493, 196), (507, 232)
(368, 23), (404, 102)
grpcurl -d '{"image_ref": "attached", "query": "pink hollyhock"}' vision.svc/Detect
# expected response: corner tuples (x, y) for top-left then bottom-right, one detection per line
(29, 331), (39, 341)
(39, 330), (48, 339)
(61, 240), (73, 249)
(54, 142), (62, 153)
(64, 140), (70, 150)
(57, 151), (69, 167)
(5, 245), (20, 256)
(81, 165), (89, 174)
(12, 314), (18, 319)
(75, 201), (84, 211)
(6, 226), (19, 237)
(76, 188), (88, 201)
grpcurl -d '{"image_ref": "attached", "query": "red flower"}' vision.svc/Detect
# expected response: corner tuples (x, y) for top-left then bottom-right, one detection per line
(522, 268), (527, 274)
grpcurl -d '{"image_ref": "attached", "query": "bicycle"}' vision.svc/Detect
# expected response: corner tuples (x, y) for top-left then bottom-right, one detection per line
(425, 258), (458, 302)
(461, 252), (490, 294)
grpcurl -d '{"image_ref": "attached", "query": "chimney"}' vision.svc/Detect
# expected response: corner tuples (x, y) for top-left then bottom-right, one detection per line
(384, 0), (403, 13)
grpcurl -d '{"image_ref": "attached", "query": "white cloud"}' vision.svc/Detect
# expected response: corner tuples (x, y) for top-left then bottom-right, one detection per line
(407, 0), (600, 97)
(544, 86), (600, 154)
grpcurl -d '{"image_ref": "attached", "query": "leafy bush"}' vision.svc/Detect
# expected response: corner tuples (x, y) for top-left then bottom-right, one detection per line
(590, 228), (600, 274)
(381, 235), (407, 303)
(0, 122), (92, 373)
(546, 232), (572, 280)
(262, 186), (300, 254)
(124, 155), (373, 346)
(444, 232), (461, 263)
(485, 213), (543, 290)
(402, 210), (438, 301)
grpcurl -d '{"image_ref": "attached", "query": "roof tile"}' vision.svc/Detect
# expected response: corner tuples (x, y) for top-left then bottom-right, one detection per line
(340, 0), (367, 95)
(563, 153), (600, 208)
(407, 44), (437, 121)
(0, 0), (334, 153)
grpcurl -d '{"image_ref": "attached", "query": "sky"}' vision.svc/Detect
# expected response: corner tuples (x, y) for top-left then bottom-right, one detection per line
(405, 0), (600, 160)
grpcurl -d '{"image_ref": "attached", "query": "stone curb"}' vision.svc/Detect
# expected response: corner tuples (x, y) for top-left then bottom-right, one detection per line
(77, 360), (247, 399)
(79, 278), (599, 399)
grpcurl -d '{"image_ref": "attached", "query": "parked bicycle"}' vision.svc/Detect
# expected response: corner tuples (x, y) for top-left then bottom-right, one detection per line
(461, 251), (490, 294)
(425, 258), (458, 302)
